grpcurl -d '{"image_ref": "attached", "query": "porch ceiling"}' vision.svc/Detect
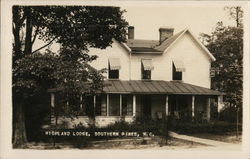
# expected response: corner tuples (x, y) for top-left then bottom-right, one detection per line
(103, 80), (223, 95)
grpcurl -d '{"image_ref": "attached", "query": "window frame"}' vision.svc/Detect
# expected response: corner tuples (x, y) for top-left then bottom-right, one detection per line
(141, 59), (152, 80)
(121, 94), (133, 116)
(108, 94), (121, 116)
(108, 61), (119, 79)
(172, 63), (183, 80)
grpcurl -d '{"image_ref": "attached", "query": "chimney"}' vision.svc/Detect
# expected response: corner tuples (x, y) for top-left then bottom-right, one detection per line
(128, 26), (134, 39)
(159, 27), (174, 43)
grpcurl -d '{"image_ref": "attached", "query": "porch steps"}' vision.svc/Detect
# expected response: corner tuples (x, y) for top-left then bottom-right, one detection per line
(169, 131), (231, 146)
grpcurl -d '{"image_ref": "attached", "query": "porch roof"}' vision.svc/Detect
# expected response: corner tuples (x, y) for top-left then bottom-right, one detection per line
(104, 80), (223, 95)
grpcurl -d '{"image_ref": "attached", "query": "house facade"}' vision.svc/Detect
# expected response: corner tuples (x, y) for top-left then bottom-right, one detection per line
(48, 27), (224, 128)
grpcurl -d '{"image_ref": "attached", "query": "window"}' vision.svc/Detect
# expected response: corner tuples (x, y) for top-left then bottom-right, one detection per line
(109, 94), (120, 116)
(141, 59), (154, 80)
(172, 63), (182, 80)
(122, 95), (133, 116)
(108, 58), (120, 79)
(95, 94), (107, 116)
(84, 95), (94, 116)
(142, 69), (151, 80)
(109, 69), (119, 79)
(172, 60), (185, 81)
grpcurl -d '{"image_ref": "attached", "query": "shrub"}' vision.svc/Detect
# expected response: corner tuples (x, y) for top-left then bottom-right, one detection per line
(170, 120), (242, 134)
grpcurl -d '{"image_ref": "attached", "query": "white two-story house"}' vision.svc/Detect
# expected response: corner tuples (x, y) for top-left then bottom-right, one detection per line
(48, 26), (224, 128)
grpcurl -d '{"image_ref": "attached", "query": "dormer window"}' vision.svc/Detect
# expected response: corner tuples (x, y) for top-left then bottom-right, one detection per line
(108, 58), (121, 79)
(172, 60), (185, 80)
(141, 59), (154, 80)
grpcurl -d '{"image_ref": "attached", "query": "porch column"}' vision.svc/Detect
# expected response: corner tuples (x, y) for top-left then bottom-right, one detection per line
(120, 94), (122, 116)
(192, 95), (195, 118)
(206, 97), (211, 122)
(217, 95), (224, 112)
(51, 93), (55, 108)
(80, 94), (83, 109)
(66, 94), (69, 113)
(165, 95), (169, 116)
(94, 95), (96, 114)
(217, 95), (224, 119)
(133, 95), (136, 117)
(107, 94), (109, 116)
(50, 92), (56, 125)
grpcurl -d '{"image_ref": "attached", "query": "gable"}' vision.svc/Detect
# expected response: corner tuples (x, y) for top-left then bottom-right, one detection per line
(165, 32), (211, 63)
(156, 29), (215, 62)
(122, 29), (215, 61)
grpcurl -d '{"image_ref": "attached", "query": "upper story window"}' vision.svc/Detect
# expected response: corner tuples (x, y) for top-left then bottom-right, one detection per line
(172, 60), (185, 80)
(141, 59), (154, 80)
(108, 58), (121, 79)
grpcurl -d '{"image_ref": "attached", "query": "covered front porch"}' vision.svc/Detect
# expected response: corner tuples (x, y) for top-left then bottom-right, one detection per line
(48, 80), (223, 128)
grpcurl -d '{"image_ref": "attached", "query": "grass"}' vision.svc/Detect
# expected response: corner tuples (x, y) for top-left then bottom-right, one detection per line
(191, 132), (242, 144)
(25, 137), (206, 149)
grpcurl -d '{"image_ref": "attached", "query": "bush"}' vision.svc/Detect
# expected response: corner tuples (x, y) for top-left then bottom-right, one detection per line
(170, 120), (242, 134)
(74, 119), (165, 137)
(40, 117), (174, 147)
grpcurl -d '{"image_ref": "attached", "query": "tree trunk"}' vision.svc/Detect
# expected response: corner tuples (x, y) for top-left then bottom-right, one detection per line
(13, 103), (28, 148)
(12, 7), (22, 62)
(236, 107), (239, 138)
(24, 7), (33, 55)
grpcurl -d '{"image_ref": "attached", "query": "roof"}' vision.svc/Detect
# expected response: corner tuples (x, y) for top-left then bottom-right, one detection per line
(124, 29), (216, 61)
(126, 39), (159, 48)
(103, 80), (223, 95)
(154, 30), (185, 52)
(47, 80), (223, 95)
(126, 39), (161, 54)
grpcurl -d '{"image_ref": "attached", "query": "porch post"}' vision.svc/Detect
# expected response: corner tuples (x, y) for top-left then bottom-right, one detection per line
(51, 93), (55, 108)
(192, 95), (195, 118)
(217, 95), (223, 112)
(50, 93), (55, 124)
(66, 97), (69, 114)
(120, 94), (122, 116)
(165, 95), (169, 116)
(206, 97), (211, 122)
(217, 95), (224, 118)
(94, 95), (96, 113)
(66, 94), (69, 113)
(107, 94), (109, 116)
(80, 94), (83, 109)
(133, 95), (136, 117)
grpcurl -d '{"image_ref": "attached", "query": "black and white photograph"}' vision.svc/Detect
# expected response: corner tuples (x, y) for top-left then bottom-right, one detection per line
(1, 1), (249, 159)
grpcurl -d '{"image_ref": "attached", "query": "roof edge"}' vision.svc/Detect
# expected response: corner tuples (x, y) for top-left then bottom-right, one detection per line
(161, 29), (216, 62)
(187, 29), (216, 62)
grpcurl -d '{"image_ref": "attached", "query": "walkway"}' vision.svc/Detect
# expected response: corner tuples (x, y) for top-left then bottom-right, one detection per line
(169, 131), (233, 147)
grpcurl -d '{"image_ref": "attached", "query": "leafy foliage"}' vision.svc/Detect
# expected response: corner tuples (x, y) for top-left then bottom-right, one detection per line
(13, 50), (105, 97)
(13, 6), (128, 61)
(200, 21), (243, 121)
(12, 6), (128, 146)
(224, 6), (243, 27)
(13, 6), (128, 100)
(170, 120), (242, 134)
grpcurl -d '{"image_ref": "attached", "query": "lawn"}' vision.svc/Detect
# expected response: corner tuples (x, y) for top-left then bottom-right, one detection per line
(25, 137), (206, 149)
(191, 132), (241, 144)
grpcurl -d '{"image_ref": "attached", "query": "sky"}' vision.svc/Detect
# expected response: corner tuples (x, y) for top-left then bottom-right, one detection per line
(33, 5), (238, 52)
(122, 6), (236, 40)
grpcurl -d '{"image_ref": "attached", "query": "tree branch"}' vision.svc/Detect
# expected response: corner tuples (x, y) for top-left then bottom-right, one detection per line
(18, 14), (26, 26)
(31, 37), (57, 53)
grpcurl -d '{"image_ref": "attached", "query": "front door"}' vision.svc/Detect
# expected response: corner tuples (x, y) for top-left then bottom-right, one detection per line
(141, 95), (151, 119)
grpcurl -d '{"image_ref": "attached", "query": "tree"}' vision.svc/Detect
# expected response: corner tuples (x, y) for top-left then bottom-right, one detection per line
(200, 7), (243, 123)
(224, 6), (243, 27)
(12, 6), (128, 147)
